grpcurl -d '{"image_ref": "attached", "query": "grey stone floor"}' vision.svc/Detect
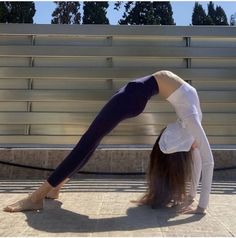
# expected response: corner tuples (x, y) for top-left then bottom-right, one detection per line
(0, 175), (235, 237)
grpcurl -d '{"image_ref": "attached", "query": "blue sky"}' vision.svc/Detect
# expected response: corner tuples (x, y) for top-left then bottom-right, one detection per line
(34, 1), (236, 25)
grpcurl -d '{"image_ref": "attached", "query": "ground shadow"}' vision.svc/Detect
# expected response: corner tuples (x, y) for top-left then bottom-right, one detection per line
(23, 200), (204, 234)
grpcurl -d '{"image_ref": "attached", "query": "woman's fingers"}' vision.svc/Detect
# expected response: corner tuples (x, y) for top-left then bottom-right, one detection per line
(178, 205), (206, 214)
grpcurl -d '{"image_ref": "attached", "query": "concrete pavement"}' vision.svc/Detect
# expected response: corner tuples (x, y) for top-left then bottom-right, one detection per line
(0, 175), (235, 237)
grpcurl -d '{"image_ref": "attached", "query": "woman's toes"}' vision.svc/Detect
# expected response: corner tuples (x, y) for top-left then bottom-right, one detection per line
(3, 196), (44, 212)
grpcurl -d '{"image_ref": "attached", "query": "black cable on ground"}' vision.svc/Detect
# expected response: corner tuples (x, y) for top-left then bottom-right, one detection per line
(0, 160), (145, 175)
(0, 160), (236, 176)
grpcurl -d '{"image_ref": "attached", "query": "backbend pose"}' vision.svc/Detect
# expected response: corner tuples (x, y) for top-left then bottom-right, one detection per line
(4, 70), (214, 214)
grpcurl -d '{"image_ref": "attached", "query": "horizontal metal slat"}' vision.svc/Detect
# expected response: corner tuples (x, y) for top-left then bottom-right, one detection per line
(0, 112), (176, 125)
(1, 67), (236, 80)
(1, 46), (236, 58)
(0, 125), (25, 134)
(194, 81), (236, 91)
(33, 78), (112, 90)
(0, 102), (235, 114)
(1, 24), (236, 37)
(30, 124), (236, 136)
(0, 78), (29, 89)
(31, 101), (236, 113)
(0, 102), (27, 111)
(0, 135), (234, 145)
(198, 91), (236, 103)
(0, 112), (234, 125)
(30, 124), (165, 136)
(205, 126), (236, 136)
(0, 90), (235, 103)
(200, 103), (236, 113)
(0, 89), (113, 101)
(0, 124), (235, 137)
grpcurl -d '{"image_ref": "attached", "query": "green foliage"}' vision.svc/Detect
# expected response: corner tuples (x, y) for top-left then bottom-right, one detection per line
(215, 6), (228, 25)
(51, 1), (81, 24)
(119, 2), (156, 25)
(192, 1), (228, 25)
(83, 2), (109, 24)
(153, 2), (175, 25)
(117, 1), (175, 25)
(0, 2), (8, 22)
(192, 2), (208, 25)
(207, 1), (215, 24)
(0, 1), (35, 23)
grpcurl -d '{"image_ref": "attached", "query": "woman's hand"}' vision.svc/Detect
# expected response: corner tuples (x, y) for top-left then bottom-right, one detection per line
(191, 140), (198, 149)
(177, 194), (195, 208)
(178, 205), (206, 215)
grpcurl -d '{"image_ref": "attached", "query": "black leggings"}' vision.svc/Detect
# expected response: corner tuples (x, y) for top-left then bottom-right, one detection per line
(47, 75), (159, 187)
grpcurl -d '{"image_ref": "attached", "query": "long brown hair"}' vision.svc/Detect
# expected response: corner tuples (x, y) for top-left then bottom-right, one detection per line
(138, 128), (192, 208)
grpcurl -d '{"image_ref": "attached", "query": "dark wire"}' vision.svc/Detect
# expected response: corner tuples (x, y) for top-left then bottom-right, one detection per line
(0, 160), (235, 175)
(0, 160), (145, 175)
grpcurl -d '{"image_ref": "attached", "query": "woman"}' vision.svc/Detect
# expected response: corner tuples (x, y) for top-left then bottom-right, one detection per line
(136, 126), (203, 213)
(4, 70), (214, 214)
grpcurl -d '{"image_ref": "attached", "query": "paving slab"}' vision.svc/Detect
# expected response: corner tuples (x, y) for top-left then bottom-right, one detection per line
(0, 176), (235, 237)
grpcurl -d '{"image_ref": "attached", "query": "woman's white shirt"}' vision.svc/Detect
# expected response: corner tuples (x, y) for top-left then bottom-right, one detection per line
(160, 83), (214, 209)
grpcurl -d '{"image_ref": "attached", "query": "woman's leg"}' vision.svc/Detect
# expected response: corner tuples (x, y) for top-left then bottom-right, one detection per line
(46, 74), (159, 188)
(46, 178), (70, 199)
(5, 94), (124, 211)
(46, 80), (148, 187)
(3, 75), (158, 212)
(5, 99), (129, 212)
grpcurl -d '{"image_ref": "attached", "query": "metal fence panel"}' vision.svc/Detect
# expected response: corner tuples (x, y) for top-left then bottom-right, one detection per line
(0, 24), (235, 147)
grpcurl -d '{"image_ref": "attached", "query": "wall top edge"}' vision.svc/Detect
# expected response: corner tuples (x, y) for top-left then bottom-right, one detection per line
(0, 24), (235, 37)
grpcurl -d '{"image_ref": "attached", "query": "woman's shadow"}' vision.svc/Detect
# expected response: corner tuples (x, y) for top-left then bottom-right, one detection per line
(23, 200), (205, 234)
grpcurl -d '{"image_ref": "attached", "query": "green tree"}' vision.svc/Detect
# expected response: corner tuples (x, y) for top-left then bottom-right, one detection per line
(153, 2), (175, 25)
(51, 1), (81, 24)
(0, 2), (8, 22)
(215, 6), (228, 25)
(117, 1), (174, 25)
(192, 2), (229, 26)
(207, 1), (215, 25)
(83, 2), (109, 24)
(118, 2), (155, 25)
(0, 2), (35, 23)
(207, 2), (228, 25)
(192, 2), (208, 25)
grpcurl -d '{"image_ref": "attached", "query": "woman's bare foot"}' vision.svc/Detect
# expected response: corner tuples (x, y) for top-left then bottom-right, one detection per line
(3, 179), (69, 211)
(3, 195), (44, 212)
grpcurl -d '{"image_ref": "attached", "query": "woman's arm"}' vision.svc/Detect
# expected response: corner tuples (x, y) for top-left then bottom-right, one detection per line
(183, 114), (214, 209)
(189, 147), (202, 199)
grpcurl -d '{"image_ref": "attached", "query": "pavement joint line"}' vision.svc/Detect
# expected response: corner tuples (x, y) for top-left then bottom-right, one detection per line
(208, 211), (235, 237)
